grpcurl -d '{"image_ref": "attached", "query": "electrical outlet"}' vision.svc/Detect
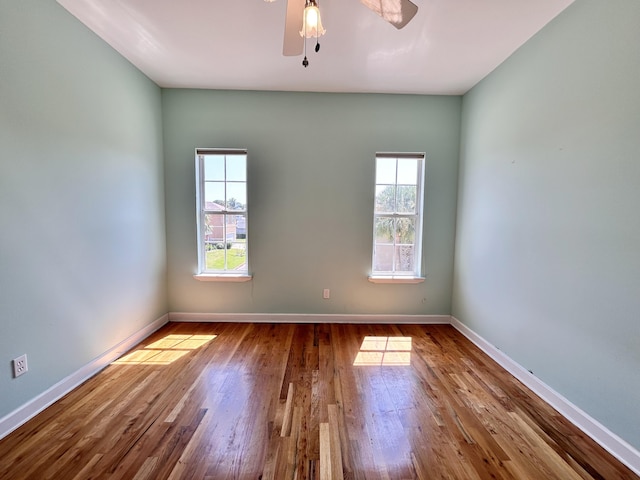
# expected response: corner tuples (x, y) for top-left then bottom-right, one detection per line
(323, 289), (330, 299)
(13, 354), (28, 378)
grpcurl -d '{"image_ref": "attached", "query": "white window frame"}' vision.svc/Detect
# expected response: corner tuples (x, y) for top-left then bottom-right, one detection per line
(194, 148), (251, 282)
(369, 152), (426, 283)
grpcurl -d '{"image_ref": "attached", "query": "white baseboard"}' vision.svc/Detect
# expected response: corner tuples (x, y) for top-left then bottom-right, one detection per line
(450, 316), (640, 477)
(0, 314), (169, 441)
(168, 312), (451, 324)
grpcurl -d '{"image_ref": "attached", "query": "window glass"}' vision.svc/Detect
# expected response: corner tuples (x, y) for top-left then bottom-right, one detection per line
(376, 157), (397, 184)
(204, 155), (225, 181)
(397, 159), (418, 185)
(204, 182), (225, 207)
(226, 182), (247, 210)
(375, 185), (396, 213)
(226, 156), (246, 181)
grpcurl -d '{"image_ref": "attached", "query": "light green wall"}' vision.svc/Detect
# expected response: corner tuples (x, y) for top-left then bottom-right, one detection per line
(163, 90), (461, 314)
(0, 1), (167, 418)
(453, 0), (640, 449)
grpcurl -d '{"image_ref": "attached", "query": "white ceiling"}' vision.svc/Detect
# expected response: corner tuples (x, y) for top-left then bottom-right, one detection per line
(57, 0), (575, 95)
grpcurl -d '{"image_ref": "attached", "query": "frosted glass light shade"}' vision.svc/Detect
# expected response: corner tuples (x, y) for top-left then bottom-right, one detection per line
(300, 3), (326, 38)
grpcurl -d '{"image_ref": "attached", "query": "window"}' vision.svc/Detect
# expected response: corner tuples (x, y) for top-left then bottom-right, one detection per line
(371, 153), (425, 281)
(195, 149), (250, 280)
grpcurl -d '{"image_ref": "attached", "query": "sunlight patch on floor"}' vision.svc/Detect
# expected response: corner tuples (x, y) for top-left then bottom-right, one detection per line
(113, 334), (217, 365)
(353, 336), (412, 366)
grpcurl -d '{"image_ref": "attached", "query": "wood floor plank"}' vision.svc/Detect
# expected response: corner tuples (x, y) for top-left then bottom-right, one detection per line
(327, 404), (344, 480)
(319, 423), (331, 480)
(282, 382), (296, 437)
(0, 322), (637, 480)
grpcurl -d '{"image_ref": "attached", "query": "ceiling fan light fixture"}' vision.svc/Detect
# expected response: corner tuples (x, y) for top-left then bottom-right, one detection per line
(300, 0), (326, 38)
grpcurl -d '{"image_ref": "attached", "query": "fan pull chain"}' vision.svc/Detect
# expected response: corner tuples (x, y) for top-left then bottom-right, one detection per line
(303, 37), (309, 67)
(302, 7), (309, 67)
(314, 2), (320, 54)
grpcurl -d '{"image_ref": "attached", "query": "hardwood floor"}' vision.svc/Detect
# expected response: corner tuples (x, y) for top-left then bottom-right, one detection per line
(0, 322), (637, 479)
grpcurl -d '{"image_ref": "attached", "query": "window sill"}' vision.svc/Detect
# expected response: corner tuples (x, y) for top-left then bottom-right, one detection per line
(193, 274), (253, 282)
(368, 276), (425, 284)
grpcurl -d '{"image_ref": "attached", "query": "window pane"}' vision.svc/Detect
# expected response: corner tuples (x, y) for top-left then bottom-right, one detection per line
(375, 185), (396, 213)
(204, 182), (225, 208)
(396, 217), (416, 244)
(225, 214), (248, 270)
(396, 185), (416, 213)
(226, 156), (246, 181)
(397, 159), (418, 185)
(231, 214), (248, 241)
(395, 245), (415, 272)
(204, 234), (228, 270)
(204, 213), (226, 244)
(376, 157), (396, 184)
(373, 244), (394, 271)
(204, 155), (225, 181)
(223, 214), (245, 240)
(374, 217), (394, 243)
(226, 182), (246, 210)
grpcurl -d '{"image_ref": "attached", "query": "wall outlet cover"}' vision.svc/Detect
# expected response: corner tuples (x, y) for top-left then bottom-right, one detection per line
(13, 354), (28, 378)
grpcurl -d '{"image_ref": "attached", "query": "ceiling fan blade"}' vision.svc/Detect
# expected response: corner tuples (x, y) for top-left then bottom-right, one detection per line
(360, 0), (418, 29)
(283, 0), (305, 56)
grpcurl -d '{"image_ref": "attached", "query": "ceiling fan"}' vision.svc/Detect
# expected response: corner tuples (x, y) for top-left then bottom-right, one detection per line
(281, 0), (419, 58)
